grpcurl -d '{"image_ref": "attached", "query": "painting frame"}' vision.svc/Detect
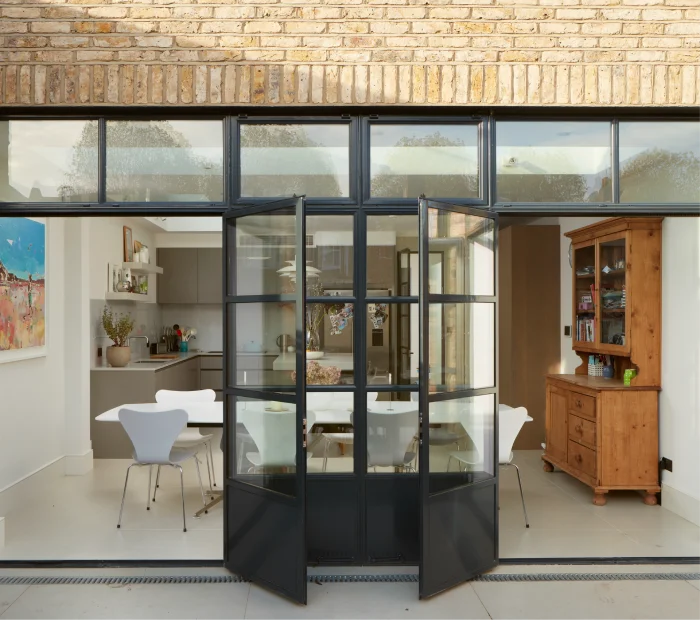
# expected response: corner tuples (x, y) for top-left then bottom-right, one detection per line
(123, 226), (133, 262)
(0, 217), (47, 364)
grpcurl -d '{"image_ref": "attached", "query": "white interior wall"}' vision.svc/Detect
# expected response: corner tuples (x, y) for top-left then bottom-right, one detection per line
(0, 219), (67, 493)
(659, 217), (700, 525)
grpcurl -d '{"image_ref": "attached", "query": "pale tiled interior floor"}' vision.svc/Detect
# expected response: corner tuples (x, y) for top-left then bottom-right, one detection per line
(499, 450), (700, 558)
(0, 565), (698, 619)
(0, 450), (698, 561)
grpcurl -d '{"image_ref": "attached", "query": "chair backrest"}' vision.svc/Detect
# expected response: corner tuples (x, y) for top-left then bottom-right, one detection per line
(367, 410), (418, 468)
(306, 392), (333, 411)
(498, 406), (531, 464)
(238, 409), (296, 467)
(118, 408), (188, 464)
(155, 389), (216, 403)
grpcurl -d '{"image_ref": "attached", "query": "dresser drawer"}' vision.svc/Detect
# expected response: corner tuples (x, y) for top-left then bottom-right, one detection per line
(568, 413), (596, 450)
(569, 392), (596, 420)
(568, 440), (596, 478)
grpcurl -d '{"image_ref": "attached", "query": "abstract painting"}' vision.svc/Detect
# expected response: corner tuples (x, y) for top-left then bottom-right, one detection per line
(0, 218), (46, 360)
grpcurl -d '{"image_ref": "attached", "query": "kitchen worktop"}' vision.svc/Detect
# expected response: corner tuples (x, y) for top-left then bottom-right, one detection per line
(92, 350), (222, 372)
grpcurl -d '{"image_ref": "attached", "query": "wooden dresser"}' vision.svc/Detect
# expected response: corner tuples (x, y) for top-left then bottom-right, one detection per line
(543, 217), (663, 506)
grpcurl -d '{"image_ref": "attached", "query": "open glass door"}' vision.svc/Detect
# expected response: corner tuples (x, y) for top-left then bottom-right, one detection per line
(418, 198), (498, 598)
(223, 196), (307, 604)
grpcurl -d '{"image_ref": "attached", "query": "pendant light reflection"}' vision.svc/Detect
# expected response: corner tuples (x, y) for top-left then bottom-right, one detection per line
(277, 257), (321, 283)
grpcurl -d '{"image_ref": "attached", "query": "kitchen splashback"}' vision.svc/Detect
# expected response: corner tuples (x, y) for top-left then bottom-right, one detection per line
(160, 305), (223, 353)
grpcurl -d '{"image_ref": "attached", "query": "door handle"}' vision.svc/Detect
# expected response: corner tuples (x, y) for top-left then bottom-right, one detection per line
(302, 417), (307, 449)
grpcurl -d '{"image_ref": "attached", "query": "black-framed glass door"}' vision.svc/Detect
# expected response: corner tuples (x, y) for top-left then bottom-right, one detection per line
(223, 196), (308, 604)
(418, 198), (499, 598)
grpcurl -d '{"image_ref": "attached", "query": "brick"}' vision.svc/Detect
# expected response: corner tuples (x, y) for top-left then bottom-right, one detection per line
(370, 64), (382, 102)
(77, 50), (114, 61)
(107, 65), (119, 103)
(454, 22), (495, 34)
(161, 22), (199, 34)
(239, 65), (251, 104)
(199, 50), (243, 61)
(370, 22), (410, 33)
(556, 65), (570, 103)
(224, 65), (236, 103)
(181, 65), (193, 104)
(515, 8), (554, 19)
(220, 36), (259, 48)
(585, 50), (624, 61)
(626, 49), (665, 59)
(514, 37), (557, 48)
(641, 8), (684, 17)
(472, 8), (514, 19)
(285, 22), (327, 33)
(93, 65), (104, 103)
(87, 7), (128, 19)
(539, 23), (579, 34)
(160, 50), (199, 62)
(130, 8), (171, 19)
(3, 8), (41, 18)
(301, 7), (342, 19)
(600, 37), (639, 47)
(175, 36), (218, 48)
(429, 7), (471, 18)
(527, 65), (540, 103)
(343, 7), (384, 19)
(501, 50), (540, 61)
(135, 64), (148, 103)
(34, 65), (46, 104)
(6, 65), (17, 103)
(668, 65), (681, 103)
(325, 64), (338, 103)
(681, 65), (696, 103)
(640, 65), (653, 104)
(244, 22), (283, 34)
(413, 22), (451, 34)
(454, 50), (499, 61)
(330, 49), (372, 62)
(541, 50), (584, 61)
(415, 49), (454, 62)
(570, 65), (584, 103)
(642, 37), (683, 47)
(245, 50), (284, 61)
(303, 36), (343, 48)
(355, 65), (367, 103)
(173, 6), (212, 19)
(498, 64), (512, 104)
(556, 9), (599, 18)
(328, 23), (370, 34)
(622, 23), (665, 34)
(666, 23), (700, 34)
(341, 65), (353, 103)
(668, 49), (700, 60)
(399, 65), (412, 103)
(116, 22), (158, 34)
(612, 65), (626, 104)
(653, 65), (667, 103)
(541, 65), (555, 104)
(287, 49), (327, 61)
(0, 23), (28, 34)
(513, 64), (526, 103)
(598, 66), (612, 103)
(413, 65), (426, 103)
(121, 64), (134, 104)
(559, 37), (600, 48)
(602, 8), (641, 18)
(135, 36), (173, 48)
(33, 50), (73, 62)
(387, 7), (426, 18)
(8, 37), (48, 48)
(455, 64), (469, 104)
(582, 23), (622, 35)
(64, 65), (76, 103)
(195, 65), (207, 103)
(441, 64), (454, 103)
(260, 36), (302, 47)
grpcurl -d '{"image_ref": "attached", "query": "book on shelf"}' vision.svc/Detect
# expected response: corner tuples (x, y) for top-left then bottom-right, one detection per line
(577, 317), (595, 343)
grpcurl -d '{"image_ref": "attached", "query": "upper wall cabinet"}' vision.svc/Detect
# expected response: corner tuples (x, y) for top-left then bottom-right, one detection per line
(566, 217), (663, 387)
(157, 248), (222, 305)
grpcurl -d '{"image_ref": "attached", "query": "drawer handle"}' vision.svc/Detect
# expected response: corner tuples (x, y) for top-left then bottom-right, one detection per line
(575, 425), (582, 434)
(575, 454), (582, 463)
(576, 399), (583, 408)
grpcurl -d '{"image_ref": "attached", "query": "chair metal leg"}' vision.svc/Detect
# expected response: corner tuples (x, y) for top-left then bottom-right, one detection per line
(511, 463), (530, 528)
(209, 441), (217, 487)
(322, 438), (329, 473)
(117, 464), (135, 529)
(177, 465), (187, 532)
(147, 465), (153, 511)
(447, 455), (453, 472)
(203, 444), (213, 493)
(194, 456), (208, 514)
(153, 466), (160, 502)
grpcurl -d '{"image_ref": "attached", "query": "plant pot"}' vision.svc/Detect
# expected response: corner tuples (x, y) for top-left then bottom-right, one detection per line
(106, 346), (131, 368)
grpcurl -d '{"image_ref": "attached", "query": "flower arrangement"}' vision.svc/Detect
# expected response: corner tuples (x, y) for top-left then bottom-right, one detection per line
(102, 306), (135, 347)
(291, 361), (341, 385)
(177, 327), (197, 342)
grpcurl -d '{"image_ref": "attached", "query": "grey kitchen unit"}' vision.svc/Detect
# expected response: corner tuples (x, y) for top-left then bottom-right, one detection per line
(90, 354), (222, 458)
(157, 248), (222, 304)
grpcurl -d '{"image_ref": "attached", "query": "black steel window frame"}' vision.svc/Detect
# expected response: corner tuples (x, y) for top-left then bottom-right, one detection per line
(0, 110), (697, 216)
(231, 115), (360, 206)
(361, 115), (489, 207)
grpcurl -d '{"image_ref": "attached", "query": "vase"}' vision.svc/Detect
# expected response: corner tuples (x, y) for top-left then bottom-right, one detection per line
(106, 346), (131, 367)
(180, 341), (189, 352)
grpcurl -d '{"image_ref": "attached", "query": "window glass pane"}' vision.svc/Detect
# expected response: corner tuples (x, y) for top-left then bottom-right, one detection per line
(240, 124), (350, 198)
(427, 208), (495, 296)
(366, 215), (419, 295)
(304, 303), (354, 385)
(430, 394), (495, 494)
(307, 215), (354, 290)
(619, 122), (700, 203)
(430, 303), (495, 392)
(367, 392), (419, 473)
(230, 394), (297, 495)
(370, 124), (479, 198)
(106, 120), (223, 202)
(365, 303), (418, 386)
(496, 121), (612, 203)
(228, 302), (296, 389)
(0, 120), (98, 202)
(307, 390), (355, 474)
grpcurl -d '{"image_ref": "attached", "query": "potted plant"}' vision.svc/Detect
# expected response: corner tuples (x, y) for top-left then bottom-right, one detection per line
(102, 306), (135, 367)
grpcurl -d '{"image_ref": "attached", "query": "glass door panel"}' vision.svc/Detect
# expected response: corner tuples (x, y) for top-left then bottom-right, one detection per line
(419, 199), (498, 599)
(223, 196), (307, 605)
(573, 242), (596, 346)
(598, 234), (628, 350)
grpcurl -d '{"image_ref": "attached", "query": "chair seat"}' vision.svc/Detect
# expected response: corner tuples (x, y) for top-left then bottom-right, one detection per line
(448, 450), (480, 467)
(169, 446), (200, 464)
(368, 451), (415, 468)
(173, 429), (213, 448)
(428, 428), (467, 446)
(324, 432), (354, 445)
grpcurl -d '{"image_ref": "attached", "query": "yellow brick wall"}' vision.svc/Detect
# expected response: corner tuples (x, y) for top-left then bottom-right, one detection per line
(0, 0), (698, 105)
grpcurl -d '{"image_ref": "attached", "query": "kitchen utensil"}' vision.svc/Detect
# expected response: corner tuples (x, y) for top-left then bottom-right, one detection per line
(276, 334), (294, 353)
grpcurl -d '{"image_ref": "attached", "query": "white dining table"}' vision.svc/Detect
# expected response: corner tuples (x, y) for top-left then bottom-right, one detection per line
(96, 401), (224, 426)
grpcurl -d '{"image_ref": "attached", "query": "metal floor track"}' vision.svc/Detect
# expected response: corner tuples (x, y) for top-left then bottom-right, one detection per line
(0, 573), (697, 586)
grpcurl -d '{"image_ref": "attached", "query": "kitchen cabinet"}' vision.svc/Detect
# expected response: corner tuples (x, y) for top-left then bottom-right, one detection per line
(157, 248), (223, 304)
(157, 248), (198, 304)
(197, 248), (223, 304)
(200, 355), (223, 401)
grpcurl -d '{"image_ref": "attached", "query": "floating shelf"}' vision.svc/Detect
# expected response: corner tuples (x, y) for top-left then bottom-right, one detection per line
(121, 262), (163, 275)
(105, 291), (156, 303)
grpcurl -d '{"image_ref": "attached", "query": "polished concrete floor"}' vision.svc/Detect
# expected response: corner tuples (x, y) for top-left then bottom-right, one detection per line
(0, 565), (698, 619)
(0, 450), (698, 561)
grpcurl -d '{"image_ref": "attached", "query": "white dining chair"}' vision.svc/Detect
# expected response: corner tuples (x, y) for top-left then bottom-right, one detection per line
(320, 392), (378, 472)
(239, 409), (297, 472)
(367, 409), (419, 472)
(448, 406), (532, 528)
(155, 389), (216, 491)
(117, 408), (208, 532)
